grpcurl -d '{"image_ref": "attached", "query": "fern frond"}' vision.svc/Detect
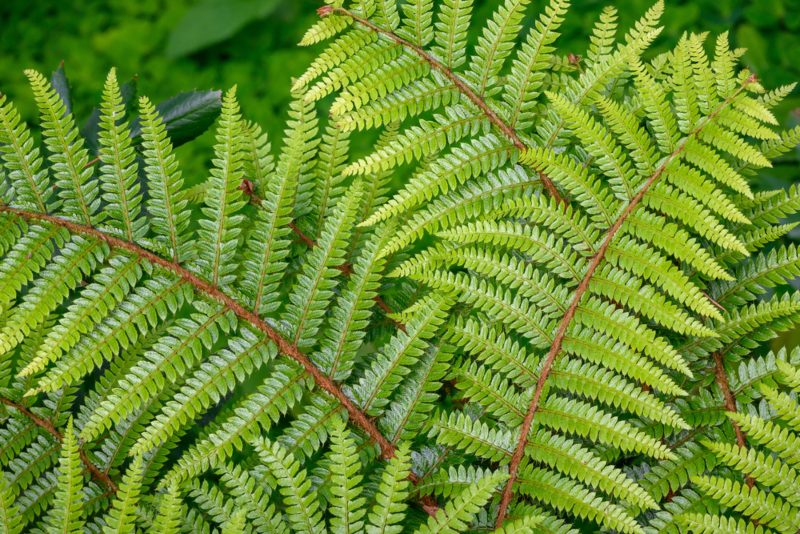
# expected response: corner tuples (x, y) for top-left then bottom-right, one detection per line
(517, 466), (643, 534)
(42, 418), (84, 534)
(527, 429), (657, 510)
(238, 96), (313, 316)
(138, 96), (191, 263)
(33, 276), (188, 398)
(379, 166), (537, 258)
(328, 415), (366, 533)
(350, 293), (453, 415)
(81, 307), (235, 440)
(414, 469), (507, 533)
(678, 513), (770, 534)
(366, 442), (411, 534)
(164, 362), (307, 485)
(0, 236), (107, 357)
(283, 181), (362, 350)
(253, 437), (325, 533)
(0, 3), (797, 530)
(363, 133), (512, 225)
(692, 476), (799, 532)
(20, 255), (144, 378)
(703, 440), (800, 507)
(98, 69), (147, 241)
(131, 328), (276, 455)
(194, 87), (246, 287)
(344, 105), (487, 176)
(25, 70), (98, 224)
(465, 0), (532, 94)
(0, 95), (53, 213)
(150, 483), (184, 534)
(381, 340), (454, 443)
(0, 474), (21, 534)
(100, 455), (143, 534)
(314, 223), (389, 380)
(502, 0), (568, 129)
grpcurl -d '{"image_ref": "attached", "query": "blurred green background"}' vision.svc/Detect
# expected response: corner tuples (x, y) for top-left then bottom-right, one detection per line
(2, 0), (798, 176)
(1, 0), (799, 341)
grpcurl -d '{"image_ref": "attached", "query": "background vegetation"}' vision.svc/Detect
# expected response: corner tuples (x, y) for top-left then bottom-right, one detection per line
(2, 0), (798, 342)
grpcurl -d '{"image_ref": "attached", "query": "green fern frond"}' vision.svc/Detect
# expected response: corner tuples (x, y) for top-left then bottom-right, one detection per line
(25, 70), (98, 224)
(314, 223), (390, 381)
(414, 469), (507, 533)
(253, 437), (325, 533)
(366, 442), (411, 534)
(284, 181), (363, 350)
(131, 328), (276, 455)
(0, 474), (21, 534)
(350, 292), (453, 415)
(0, 95), (53, 213)
(42, 418), (84, 534)
(138, 96), (191, 263)
(150, 483), (184, 534)
(692, 476), (799, 532)
(678, 514), (770, 534)
(97, 69), (148, 242)
(238, 95), (314, 316)
(517, 466), (644, 534)
(328, 415), (366, 533)
(194, 87), (247, 287)
(20, 255), (144, 378)
(163, 362), (308, 486)
(0, 2), (797, 531)
(100, 455), (144, 534)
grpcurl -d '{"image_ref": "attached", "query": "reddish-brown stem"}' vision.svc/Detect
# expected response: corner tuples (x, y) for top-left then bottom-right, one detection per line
(285, 223), (406, 330)
(712, 352), (755, 488)
(703, 291), (727, 313)
(0, 206), (397, 461)
(243, 186), (406, 330)
(288, 221), (317, 248)
(246, 189), (421, 499)
(323, 7), (563, 203)
(241, 184), (319, 250)
(494, 80), (753, 526)
(0, 396), (118, 492)
(83, 156), (100, 169)
(373, 295), (406, 332)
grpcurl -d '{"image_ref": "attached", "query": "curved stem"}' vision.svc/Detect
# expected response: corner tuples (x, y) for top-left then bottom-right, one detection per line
(243, 186), (406, 332)
(712, 352), (755, 488)
(495, 79), (753, 526)
(0, 396), (118, 493)
(321, 6), (564, 204)
(0, 205), (398, 461)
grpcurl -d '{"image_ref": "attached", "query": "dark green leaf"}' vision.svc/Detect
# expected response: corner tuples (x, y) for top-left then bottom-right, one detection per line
(51, 62), (71, 115)
(129, 89), (222, 148)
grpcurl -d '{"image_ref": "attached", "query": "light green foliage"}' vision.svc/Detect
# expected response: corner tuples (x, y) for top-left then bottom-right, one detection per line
(101, 455), (144, 534)
(151, 483), (184, 534)
(0, 1), (797, 532)
(367, 443), (412, 534)
(195, 87), (247, 287)
(139, 95), (191, 263)
(43, 418), (84, 534)
(328, 416), (366, 533)
(97, 69), (148, 242)
(0, 474), (21, 534)
(25, 70), (98, 225)
(253, 437), (325, 533)
(682, 364), (800, 532)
